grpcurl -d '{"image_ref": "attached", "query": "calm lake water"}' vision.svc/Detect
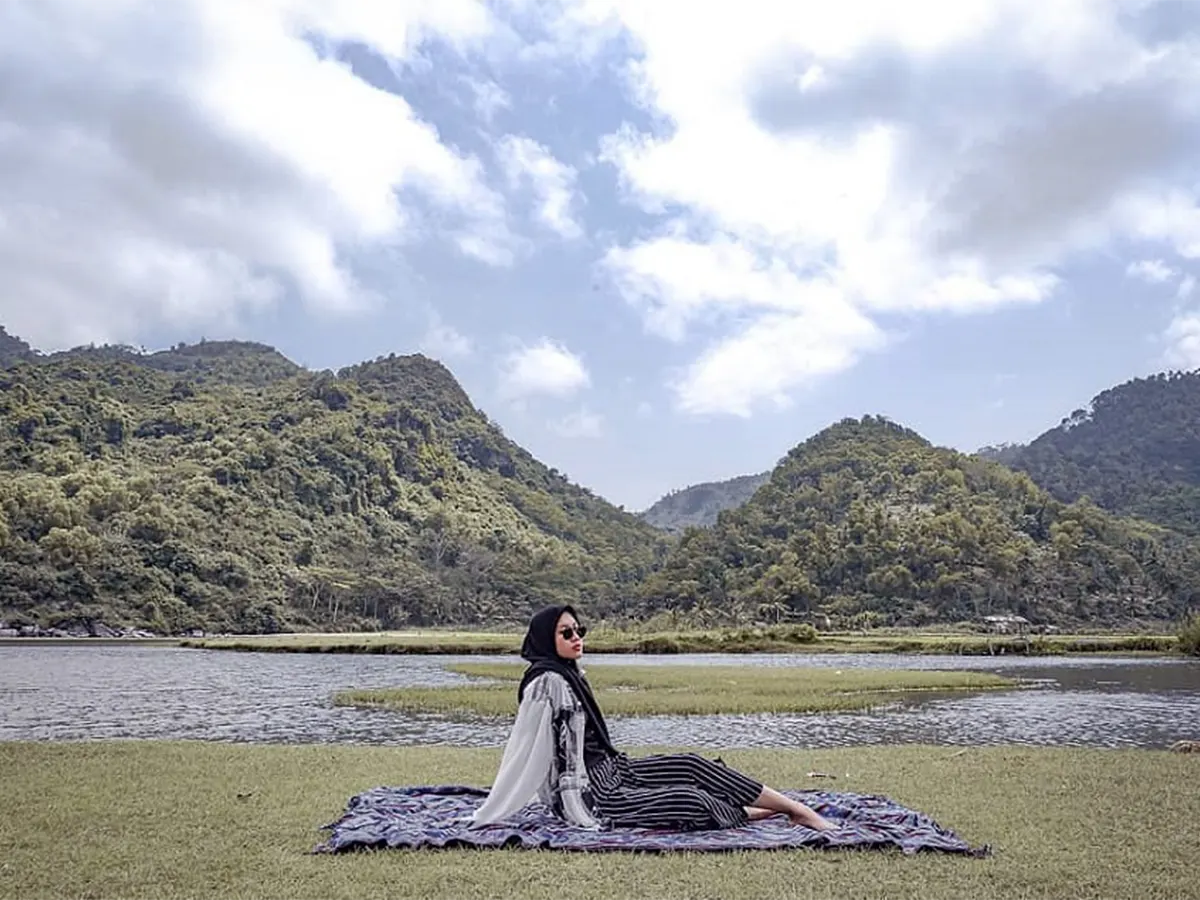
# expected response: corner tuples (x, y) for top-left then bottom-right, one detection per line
(1, 644), (1197, 750)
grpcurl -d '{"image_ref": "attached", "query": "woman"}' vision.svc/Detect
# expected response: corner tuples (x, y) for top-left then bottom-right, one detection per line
(471, 604), (837, 832)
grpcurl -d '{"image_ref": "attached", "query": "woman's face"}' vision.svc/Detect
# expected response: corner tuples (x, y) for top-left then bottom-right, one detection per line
(554, 611), (585, 660)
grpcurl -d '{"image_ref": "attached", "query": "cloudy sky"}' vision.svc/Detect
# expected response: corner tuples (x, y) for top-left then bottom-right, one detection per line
(3, 1), (1200, 510)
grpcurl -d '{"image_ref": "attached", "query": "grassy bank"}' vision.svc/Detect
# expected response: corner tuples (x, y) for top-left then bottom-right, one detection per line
(1, 742), (1195, 900)
(334, 663), (1018, 717)
(181, 626), (1180, 656)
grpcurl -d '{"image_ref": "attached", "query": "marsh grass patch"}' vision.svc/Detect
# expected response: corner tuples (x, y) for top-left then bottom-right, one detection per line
(333, 663), (1020, 717)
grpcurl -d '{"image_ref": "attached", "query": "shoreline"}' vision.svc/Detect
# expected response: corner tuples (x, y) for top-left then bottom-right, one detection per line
(0, 636), (181, 647)
(178, 628), (1181, 657)
(2, 628), (1183, 657)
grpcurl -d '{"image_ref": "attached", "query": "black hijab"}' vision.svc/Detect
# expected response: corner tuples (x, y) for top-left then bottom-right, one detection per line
(516, 604), (618, 757)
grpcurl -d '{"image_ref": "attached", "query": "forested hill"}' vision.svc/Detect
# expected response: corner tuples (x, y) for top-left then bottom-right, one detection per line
(978, 372), (1200, 537)
(0, 331), (301, 386)
(0, 333), (666, 634)
(640, 416), (1199, 628)
(641, 472), (769, 531)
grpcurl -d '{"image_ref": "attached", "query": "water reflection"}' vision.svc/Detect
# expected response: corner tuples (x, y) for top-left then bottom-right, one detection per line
(1, 645), (1196, 749)
(610, 690), (1200, 750)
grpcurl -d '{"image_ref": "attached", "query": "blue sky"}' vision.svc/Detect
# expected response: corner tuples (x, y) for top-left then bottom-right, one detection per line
(4, 1), (1200, 510)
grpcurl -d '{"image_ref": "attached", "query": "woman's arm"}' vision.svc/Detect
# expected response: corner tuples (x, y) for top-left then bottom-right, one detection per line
(469, 684), (556, 826)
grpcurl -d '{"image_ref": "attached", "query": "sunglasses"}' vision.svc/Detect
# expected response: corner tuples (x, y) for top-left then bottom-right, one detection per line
(558, 625), (588, 640)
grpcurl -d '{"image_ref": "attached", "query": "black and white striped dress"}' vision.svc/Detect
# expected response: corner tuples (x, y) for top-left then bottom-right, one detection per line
(585, 748), (764, 830)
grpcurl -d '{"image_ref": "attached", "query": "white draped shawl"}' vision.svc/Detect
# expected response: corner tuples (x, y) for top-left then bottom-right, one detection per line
(469, 671), (603, 829)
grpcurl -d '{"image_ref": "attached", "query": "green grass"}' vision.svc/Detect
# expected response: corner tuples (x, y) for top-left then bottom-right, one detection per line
(181, 626), (1180, 656)
(1, 742), (1196, 900)
(333, 663), (1019, 717)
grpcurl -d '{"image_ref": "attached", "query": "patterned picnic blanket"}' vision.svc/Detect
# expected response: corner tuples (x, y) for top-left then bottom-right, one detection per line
(314, 785), (990, 856)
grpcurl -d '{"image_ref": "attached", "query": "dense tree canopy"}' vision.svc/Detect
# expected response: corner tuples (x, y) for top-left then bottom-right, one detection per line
(980, 371), (1200, 537)
(0, 341), (666, 633)
(640, 417), (1200, 628)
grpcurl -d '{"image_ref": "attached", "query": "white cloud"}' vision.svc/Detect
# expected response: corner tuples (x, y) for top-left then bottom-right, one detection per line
(419, 319), (473, 359)
(464, 76), (512, 121)
(0, 0), (511, 349)
(605, 233), (813, 341)
(1179, 274), (1197, 300)
(675, 307), (885, 416)
(1164, 311), (1200, 369)
(1126, 259), (1177, 283)
(550, 407), (603, 437)
(496, 136), (584, 239)
(540, 0), (1200, 415)
(499, 338), (590, 398)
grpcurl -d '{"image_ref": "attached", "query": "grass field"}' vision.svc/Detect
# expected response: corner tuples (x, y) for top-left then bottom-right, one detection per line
(1, 741), (1195, 900)
(179, 626), (1180, 657)
(333, 662), (1019, 717)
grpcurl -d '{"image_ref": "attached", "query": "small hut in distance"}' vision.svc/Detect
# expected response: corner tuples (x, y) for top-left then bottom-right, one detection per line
(982, 614), (1031, 635)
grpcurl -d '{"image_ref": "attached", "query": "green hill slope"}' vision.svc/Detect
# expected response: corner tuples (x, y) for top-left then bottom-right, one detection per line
(640, 416), (1199, 628)
(0, 338), (665, 634)
(641, 472), (769, 531)
(980, 372), (1200, 536)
